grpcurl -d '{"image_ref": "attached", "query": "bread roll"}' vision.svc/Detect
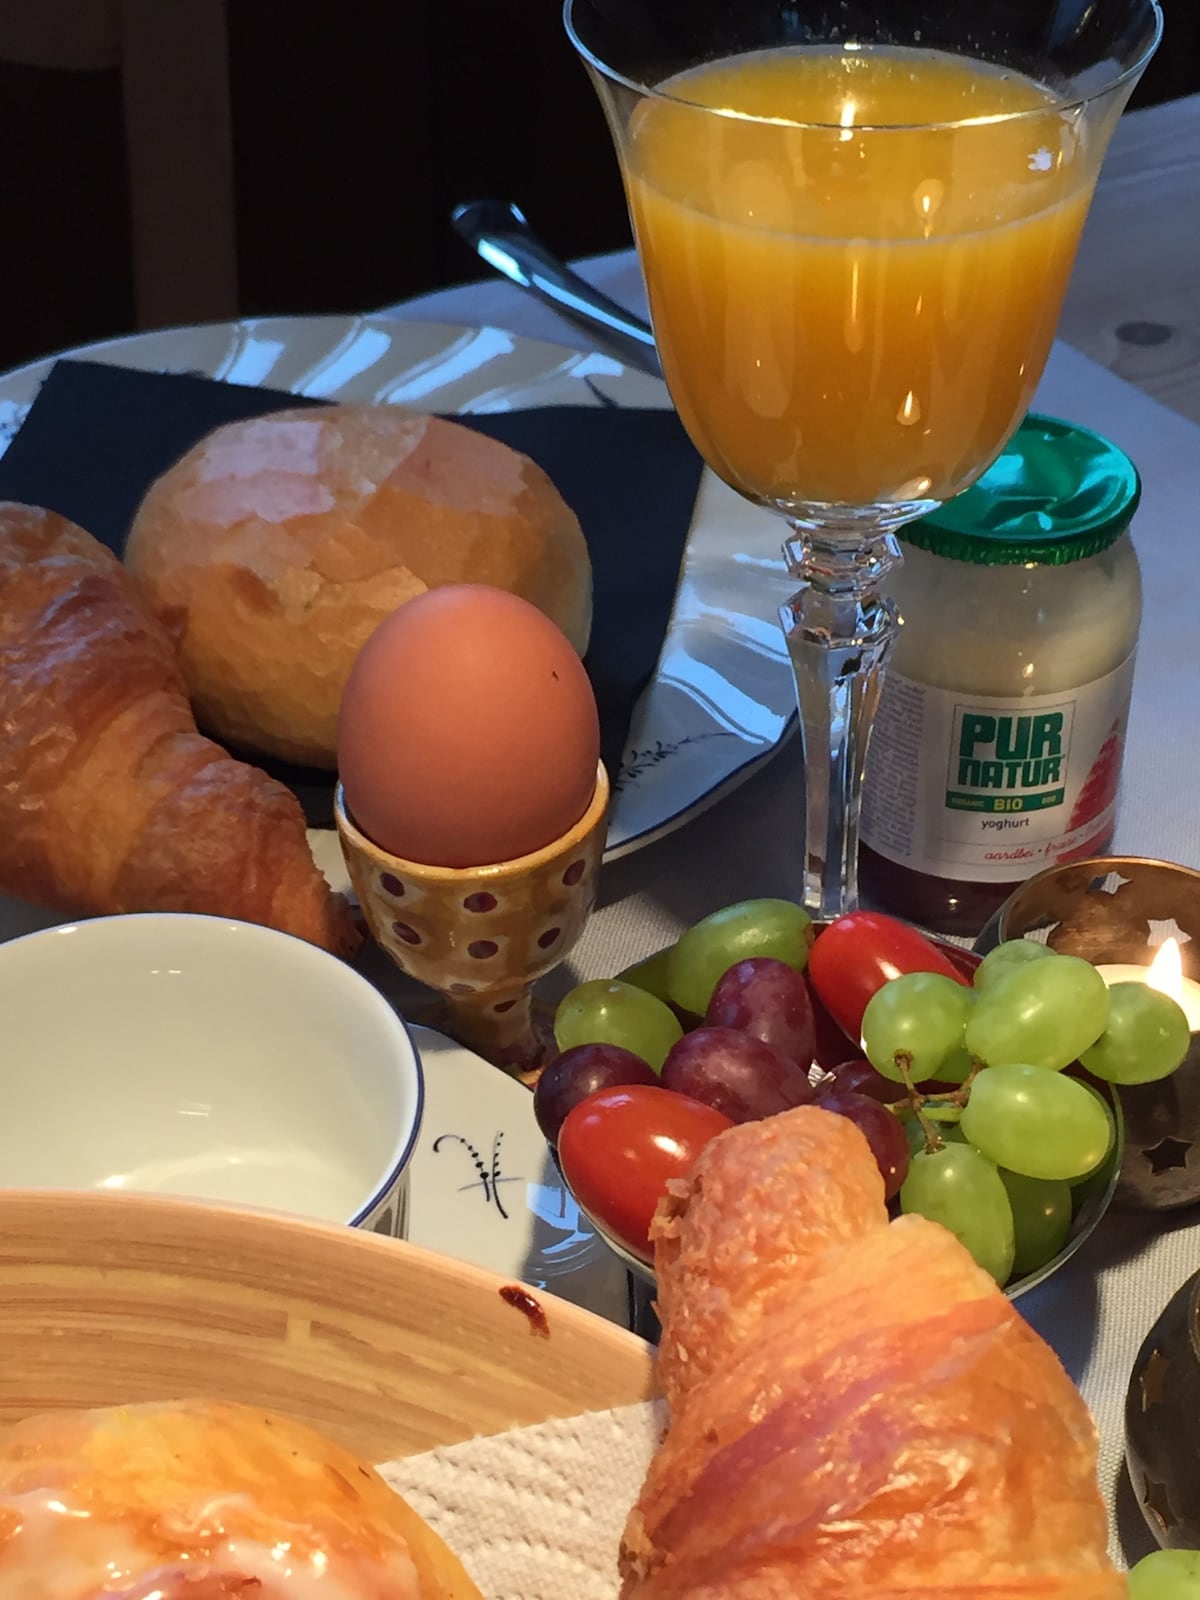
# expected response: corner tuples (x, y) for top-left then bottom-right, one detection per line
(0, 1398), (482, 1599)
(124, 404), (593, 768)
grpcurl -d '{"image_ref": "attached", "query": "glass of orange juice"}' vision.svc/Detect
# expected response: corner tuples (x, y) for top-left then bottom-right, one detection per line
(565, 0), (1161, 918)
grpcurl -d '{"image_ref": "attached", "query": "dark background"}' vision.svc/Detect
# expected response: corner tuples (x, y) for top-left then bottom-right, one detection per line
(0, 0), (1195, 374)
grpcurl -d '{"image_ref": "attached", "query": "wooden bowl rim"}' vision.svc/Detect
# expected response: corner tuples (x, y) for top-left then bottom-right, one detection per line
(0, 1185), (648, 1345)
(0, 1187), (658, 1454)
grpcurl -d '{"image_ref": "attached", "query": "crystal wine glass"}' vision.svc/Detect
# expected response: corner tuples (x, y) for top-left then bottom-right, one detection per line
(565, 0), (1162, 918)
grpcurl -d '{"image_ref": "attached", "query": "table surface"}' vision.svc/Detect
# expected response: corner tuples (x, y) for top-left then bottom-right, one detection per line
(387, 90), (1200, 1571)
(1060, 93), (1200, 425)
(0, 87), (1189, 1574)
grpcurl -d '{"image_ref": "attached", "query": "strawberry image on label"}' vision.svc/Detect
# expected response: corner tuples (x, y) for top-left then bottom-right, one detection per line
(1058, 721), (1123, 863)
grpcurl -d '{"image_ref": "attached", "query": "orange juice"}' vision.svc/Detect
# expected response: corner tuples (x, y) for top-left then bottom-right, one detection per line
(625, 47), (1096, 510)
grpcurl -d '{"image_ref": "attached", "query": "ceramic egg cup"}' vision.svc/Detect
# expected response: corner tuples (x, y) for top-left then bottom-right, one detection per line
(977, 854), (1200, 1211)
(336, 762), (609, 1079)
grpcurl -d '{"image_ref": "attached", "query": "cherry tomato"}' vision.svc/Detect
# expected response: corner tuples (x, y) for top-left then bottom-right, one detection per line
(557, 1086), (733, 1262)
(806, 911), (970, 1046)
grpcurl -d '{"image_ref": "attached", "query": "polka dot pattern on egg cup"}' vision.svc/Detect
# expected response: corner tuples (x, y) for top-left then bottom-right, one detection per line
(334, 765), (608, 1073)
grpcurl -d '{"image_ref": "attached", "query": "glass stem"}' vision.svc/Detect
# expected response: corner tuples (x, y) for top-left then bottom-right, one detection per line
(780, 525), (902, 919)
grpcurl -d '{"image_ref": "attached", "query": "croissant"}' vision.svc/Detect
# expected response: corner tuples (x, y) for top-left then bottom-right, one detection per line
(0, 1397), (482, 1598)
(0, 503), (358, 956)
(622, 1105), (1121, 1600)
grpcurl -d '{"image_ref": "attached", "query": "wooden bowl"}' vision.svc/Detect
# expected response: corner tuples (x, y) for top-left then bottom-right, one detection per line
(0, 1189), (656, 1459)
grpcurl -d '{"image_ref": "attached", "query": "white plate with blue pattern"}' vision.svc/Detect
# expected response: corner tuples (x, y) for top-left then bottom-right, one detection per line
(406, 1023), (631, 1328)
(0, 311), (795, 920)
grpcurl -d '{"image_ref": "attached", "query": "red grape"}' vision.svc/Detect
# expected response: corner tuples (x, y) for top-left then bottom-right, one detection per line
(705, 957), (816, 1068)
(817, 1058), (908, 1106)
(817, 1088), (910, 1199)
(661, 1027), (814, 1124)
(534, 1043), (659, 1145)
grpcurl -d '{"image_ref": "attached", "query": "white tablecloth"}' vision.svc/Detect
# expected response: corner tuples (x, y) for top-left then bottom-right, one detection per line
(380, 255), (1200, 1564)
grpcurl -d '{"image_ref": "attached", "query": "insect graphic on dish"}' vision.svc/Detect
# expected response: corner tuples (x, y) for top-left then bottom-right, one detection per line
(432, 1128), (523, 1219)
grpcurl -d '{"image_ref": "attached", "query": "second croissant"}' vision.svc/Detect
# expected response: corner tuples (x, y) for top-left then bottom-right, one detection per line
(622, 1106), (1121, 1600)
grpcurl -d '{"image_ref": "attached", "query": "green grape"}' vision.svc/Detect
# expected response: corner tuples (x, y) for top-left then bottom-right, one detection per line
(923, 1097), (965, 1126)
(933, 1044), (974, 1085)
(616, 947), (675, 1006)
(900, 1110), (927, 1159)
(902, 1107), (966, 1158)
(1079, 981), (1192, 1085)
(861, 972), (973, 1084)
(964, 953), (1110, 1071)
(1069, 1081), (1120, 1197)
(973, 938), (1055, 992)
(1129, 1549), (1200, 1600)
(554, 979), (682, 1070)
(666, 899), (813, 1016)
(900, 1143), (1015, 1285)
(960, 1064), (1113, 1181)
(998, 1168), (1073, 1278)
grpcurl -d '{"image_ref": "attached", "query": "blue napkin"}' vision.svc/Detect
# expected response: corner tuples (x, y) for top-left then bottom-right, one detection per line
(0, 358), (704, 825)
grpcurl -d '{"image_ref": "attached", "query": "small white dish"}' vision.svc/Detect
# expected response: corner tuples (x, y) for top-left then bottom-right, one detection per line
(406, 1024), (631, 1328)
(0, 912), (423, 1236)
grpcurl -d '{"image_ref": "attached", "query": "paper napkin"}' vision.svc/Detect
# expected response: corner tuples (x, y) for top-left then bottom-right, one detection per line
(380, 1400), (666, 1600)
(379, 1338), (1141, 1594)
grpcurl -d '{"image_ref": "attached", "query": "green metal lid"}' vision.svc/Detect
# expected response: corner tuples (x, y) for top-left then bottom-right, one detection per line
(902, 413), (1142, 566)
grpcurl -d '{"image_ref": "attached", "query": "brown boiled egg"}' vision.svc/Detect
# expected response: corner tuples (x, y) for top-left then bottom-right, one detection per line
(337, 584), (601, 867)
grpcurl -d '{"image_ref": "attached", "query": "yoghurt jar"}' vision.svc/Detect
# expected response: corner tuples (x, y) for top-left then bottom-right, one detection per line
(859, 413), (1143, 936)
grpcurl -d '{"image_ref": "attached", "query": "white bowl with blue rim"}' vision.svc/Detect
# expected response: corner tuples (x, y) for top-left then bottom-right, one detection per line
(0, 912), (423, 1237)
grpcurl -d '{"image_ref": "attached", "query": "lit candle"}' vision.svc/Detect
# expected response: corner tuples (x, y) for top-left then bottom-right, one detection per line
(1094, 938), (1200, 1032)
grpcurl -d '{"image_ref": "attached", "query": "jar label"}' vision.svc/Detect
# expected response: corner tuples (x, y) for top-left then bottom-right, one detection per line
(860, 655), (1136, 882)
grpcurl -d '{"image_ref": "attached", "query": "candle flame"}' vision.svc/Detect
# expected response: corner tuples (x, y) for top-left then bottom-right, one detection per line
(1147, 937), (1185, 1001)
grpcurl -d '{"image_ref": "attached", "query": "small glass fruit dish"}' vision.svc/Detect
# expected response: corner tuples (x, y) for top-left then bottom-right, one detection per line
(536, 901), (1126, 1302)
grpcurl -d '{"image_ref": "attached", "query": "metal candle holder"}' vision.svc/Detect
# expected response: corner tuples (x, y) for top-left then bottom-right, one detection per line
(977, 854), (1200, 1212)
(1125, 1268), (1200, 1549)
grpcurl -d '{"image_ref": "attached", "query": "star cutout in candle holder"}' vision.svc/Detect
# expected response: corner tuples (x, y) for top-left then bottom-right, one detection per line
(1144, 1136), (1193, 1175)
(1148, 917), (1193, 949)
(1140, 1347), (1170, 1410)
(1089, 871), (1131, 895)
(1143, 1475), (1178, 1535)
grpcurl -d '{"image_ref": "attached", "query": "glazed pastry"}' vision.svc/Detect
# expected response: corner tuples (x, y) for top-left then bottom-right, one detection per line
(0, 503), (357, 955)
(0, 1398), (482, 1598)
(622, 1105), (1121, 1600)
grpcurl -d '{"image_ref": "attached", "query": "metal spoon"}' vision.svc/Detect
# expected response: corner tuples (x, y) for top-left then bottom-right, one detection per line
(450, 198), (662, 378)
